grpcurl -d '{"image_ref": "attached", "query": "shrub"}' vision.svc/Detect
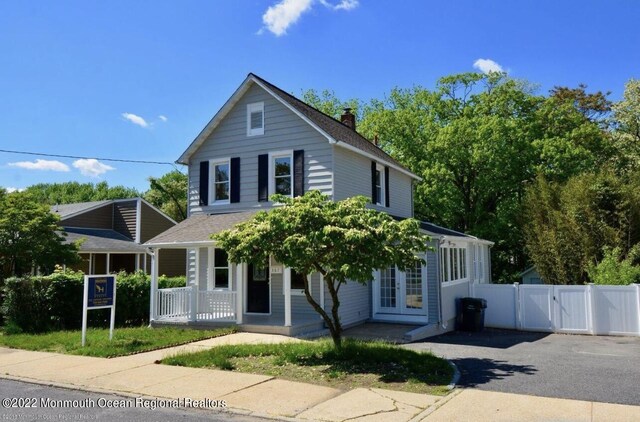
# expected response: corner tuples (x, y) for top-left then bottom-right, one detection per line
(1, 269), (188, 333)
(587, 246), (640, 285)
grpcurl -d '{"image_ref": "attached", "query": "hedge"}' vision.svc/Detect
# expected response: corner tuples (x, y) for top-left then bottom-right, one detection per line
(1, 269), (186, 333)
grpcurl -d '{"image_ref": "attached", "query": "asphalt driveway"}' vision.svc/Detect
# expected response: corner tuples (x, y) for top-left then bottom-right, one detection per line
(405, 329), (640, 406)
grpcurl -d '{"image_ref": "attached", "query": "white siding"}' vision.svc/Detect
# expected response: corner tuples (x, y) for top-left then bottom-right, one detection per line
(189, 83), (333, 215)
(333, 146), (413, 218)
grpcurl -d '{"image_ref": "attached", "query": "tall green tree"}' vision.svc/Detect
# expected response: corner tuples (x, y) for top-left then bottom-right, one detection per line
(24, 181), (139, 205)
(0, 192), (79, 278)
(523, 171), (640, 285)
(611, 79), (640, 172)
(355, 73), (611, 281)
(144, 170), (188, 222)
(213, 191), (427, 348)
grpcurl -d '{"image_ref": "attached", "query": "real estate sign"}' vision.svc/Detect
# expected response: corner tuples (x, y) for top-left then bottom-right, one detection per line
(82, 275), (117, 346)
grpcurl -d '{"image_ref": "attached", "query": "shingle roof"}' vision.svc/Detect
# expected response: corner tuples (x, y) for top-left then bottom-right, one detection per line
(52, 200), (111, 219)
(250, 73), (414, 175)
(61, 227), (146, 252)
(144, 211), (259, 246)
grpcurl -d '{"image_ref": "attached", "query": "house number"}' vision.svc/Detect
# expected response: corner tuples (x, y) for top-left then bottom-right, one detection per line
(271, 266), (283, 274)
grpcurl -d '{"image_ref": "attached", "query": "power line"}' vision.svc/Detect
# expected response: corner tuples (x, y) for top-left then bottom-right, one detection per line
(0, 149), (179, 166)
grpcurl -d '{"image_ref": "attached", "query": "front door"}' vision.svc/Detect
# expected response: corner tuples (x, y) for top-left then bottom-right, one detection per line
(247, 263), (270, 313)
(378, 261), (426, 315)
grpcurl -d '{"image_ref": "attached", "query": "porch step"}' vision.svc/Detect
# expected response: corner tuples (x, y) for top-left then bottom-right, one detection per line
(238, 320), (325, 336)
(150, 320), (234, 330)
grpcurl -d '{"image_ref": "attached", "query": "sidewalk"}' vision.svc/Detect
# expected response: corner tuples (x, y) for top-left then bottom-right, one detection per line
(1, 333), (639, 421)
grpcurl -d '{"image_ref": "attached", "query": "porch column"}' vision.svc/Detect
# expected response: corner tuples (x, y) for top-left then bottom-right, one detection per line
(207, 247), (214, 290)
(284, 267), (292, 327)
(235, 263), (244, 324)
(190, 248), (199, 322)
(149, 248), (159, 324)
(106, 253), (110, 274)
(319, 273), (325, 311)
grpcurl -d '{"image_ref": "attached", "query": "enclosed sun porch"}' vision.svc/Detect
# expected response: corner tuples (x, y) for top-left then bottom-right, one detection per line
(145, 212), (328, 336)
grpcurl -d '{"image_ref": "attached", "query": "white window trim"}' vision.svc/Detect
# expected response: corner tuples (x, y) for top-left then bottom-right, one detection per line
(375, 162), (385, 207)
(283, 272), (312, 296)
(209, 158), (231, 206)
(268, 150), (294, 199)
(247, 102), (264, 136)
(440, 244), (470, 287)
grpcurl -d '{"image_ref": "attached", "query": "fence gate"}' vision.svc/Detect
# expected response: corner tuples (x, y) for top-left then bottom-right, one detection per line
(519, 285), (554, 332)
(553, 286), (591, 334)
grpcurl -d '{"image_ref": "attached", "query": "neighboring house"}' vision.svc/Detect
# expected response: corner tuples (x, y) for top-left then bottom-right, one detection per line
(53, 198), (185, 277)
(520, 266), (544, 284)
(145, 73), (493, 339)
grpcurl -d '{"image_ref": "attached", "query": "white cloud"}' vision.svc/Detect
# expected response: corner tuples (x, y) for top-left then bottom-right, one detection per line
(5, 187), (25, 193)
(72, 159), (115, 178)
(261, 0), (358, 36)
(8, 159), (70, 172)
(158, 115), (168, 122)
(320, 0), (359, 10)
(121, 112), (149, 128)
(473, 58), (504, 74)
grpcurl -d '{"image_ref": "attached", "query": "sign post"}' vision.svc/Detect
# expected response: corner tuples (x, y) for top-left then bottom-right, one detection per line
(82, 275), (116, 347)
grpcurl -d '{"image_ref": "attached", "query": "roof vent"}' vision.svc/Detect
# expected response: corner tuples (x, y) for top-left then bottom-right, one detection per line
(340, 107), (356, 131)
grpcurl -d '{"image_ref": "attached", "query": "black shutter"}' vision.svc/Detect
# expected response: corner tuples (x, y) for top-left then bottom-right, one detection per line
(371, 161), (377, 204)
(384, 166), (390, 207)
(258, 154), (269, 202)
(199, 161), (209, 206)
(230, 157), (241, 203)
(293, 149), (304, 197)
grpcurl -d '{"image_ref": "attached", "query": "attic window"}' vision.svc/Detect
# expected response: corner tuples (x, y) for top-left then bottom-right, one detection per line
(247, 102), (264, 136)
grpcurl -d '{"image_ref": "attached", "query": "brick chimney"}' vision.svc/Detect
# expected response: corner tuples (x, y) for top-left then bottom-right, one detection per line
(340, 107), (356, 130)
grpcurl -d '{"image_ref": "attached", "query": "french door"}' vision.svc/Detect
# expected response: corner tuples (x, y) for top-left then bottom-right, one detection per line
(378, 260), (426, 315)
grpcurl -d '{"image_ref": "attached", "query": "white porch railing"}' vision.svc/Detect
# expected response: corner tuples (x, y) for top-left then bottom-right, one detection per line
(197, 290), (236, 322)
(156, 287), (192, 320)
(155, 286), (237, 322)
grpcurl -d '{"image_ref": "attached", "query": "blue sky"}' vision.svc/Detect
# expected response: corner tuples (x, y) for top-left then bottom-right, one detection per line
(1, 1), (638, 192)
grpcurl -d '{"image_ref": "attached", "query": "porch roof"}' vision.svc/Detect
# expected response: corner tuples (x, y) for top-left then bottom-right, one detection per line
(61, 227), (146, 252)
(144, 211), (259, 248)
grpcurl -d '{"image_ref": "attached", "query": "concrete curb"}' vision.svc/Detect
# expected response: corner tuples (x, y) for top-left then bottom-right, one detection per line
(446, 360), (460, 390)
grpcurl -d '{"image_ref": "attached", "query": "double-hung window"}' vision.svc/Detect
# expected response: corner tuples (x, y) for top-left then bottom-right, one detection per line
(213, 248), (229, 289)
(270, 151), (293, 197)
(247, 102), (264, 136)
(210, 159), (230, 204)
(375, 163), (385, 206)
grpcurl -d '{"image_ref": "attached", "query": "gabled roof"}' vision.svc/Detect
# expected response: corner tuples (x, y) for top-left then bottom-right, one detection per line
(52, 200), (111, 219)
(61, 227), (146, 252)
(144, 211), (259, 247)
(177, 73), (419, 180)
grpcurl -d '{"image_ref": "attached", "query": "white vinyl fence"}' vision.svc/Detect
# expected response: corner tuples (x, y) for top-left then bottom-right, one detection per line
(472, 283), (640, 336)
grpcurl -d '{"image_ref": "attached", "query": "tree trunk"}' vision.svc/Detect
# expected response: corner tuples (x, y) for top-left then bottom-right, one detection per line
(301, 273), (342, 349)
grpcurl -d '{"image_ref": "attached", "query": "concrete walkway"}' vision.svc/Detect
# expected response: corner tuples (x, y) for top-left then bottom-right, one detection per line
(1, 332), (639, 421)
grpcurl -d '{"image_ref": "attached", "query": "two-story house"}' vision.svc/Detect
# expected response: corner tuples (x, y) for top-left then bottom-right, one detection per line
(145, 74), (492, 340)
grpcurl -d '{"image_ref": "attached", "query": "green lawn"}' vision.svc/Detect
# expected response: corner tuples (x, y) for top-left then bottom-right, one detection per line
(0, 326), (236, 358)
(162, 338), (453, 395)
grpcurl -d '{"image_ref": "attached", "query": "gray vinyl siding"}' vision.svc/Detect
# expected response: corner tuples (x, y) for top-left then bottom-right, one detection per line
(113, 200), (137, 240)
(427, 241), (440, 323)
(325, 279), (370, 328)
(188, 83), (333, 215)
(61, 204), (112, 229)
(332, 146), (413, 218)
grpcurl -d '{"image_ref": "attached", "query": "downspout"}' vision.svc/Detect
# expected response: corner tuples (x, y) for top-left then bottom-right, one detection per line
(436, 238), (446, 329)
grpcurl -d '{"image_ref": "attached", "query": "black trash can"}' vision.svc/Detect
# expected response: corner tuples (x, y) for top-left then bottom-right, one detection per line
(458, 297), (487, 332)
